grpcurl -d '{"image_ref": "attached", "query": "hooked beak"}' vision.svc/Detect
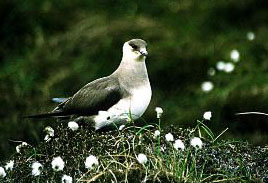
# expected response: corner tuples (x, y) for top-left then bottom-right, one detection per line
(139, 49), (148, 57)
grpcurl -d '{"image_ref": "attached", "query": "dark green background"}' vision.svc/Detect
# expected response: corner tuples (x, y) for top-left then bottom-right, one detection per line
(1, 0), (268, 160)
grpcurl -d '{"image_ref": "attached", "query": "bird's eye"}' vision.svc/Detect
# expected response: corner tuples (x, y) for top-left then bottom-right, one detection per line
(130, 43), (138, 50)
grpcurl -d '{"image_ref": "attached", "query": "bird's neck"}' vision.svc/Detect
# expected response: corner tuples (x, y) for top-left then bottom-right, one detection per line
(113, 57), (150, 89)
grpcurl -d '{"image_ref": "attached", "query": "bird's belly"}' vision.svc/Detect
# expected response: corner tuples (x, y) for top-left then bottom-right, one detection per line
(128, 86), (152, 119)
(93, 86), (151, 130)
(112, 86), (151, 119)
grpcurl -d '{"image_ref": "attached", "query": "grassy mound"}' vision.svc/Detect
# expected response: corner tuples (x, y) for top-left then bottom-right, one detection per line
(1, 119), (268, 182)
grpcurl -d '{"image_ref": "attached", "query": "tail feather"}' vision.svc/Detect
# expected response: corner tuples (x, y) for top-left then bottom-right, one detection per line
(23, 112), (67, 119)
(52, 98), (69, 103)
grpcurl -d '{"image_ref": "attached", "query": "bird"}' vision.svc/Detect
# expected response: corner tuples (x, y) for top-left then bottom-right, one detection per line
(26, 39), (152, 130)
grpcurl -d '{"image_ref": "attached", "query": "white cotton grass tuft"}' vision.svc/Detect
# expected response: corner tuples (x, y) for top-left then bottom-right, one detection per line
(223, 62), (235, 73)
(44, 126), (54, 142)
(68, 121), (79, 131)
(190, 137), (203, 149)
(0, 167), (6, 178)
(207, 68), (216, 76)
(51, 156), (65, 172)
(155, 107), (163, 118)
(173, 139), (185, 151)
(216, 61), (235, 73)
(5, 160), (14, 171)
(137, 153), (148, 164)
(216, 61), (226, 71)
(201, 81), (214, 92)
(203, 111), (212, 120)
(16, 142), (28, 153)
(85, 155), (99, 169)
(165, 133), (174, 142)
(62, 175), (73, 183)
(247, 32), (255, 41)
(44, 126), (54, 136)
(31, 162), (43, 176)
(230, 49), (240, 62)
(154, 130), (160, 138)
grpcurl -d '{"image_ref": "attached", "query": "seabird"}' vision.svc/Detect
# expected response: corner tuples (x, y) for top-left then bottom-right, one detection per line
(26, 39), (152, 130)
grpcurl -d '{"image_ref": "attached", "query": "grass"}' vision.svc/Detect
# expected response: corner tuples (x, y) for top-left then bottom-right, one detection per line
(1, 115), (268, 182)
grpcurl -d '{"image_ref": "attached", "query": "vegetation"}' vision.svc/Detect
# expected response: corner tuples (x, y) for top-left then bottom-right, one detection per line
(1, 115), (268, 182)
(1, 0), (268, 164)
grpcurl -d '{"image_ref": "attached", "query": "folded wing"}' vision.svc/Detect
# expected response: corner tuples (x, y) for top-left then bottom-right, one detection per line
(26, 76), (124, 118)
(54, 76), (124, 116)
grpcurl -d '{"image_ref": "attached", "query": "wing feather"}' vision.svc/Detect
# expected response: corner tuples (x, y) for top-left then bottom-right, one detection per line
(54, 76), (124, 116)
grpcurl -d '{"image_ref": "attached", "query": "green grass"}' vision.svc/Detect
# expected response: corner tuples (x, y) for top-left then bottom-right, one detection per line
(1, 115), (268, 182)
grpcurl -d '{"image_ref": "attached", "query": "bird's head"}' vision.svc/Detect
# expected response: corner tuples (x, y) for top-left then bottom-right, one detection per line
(122, 39), (148, 62)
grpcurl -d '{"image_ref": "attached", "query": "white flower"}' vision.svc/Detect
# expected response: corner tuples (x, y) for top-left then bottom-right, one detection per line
(137, 153), (148, 164)
(201, 81), (214, 92)
(44, 126), (54, 142)
(165, 133), (174, 142)
(154, 130), (160, 138)
(5, 160), (14, 171)
(230, 49), (240, 62)
(173, 139), (185, 150)
(216, 61), (225, 71)
(119, 125), (125, 131)
(203, 111), (212, 120)
(44, 126), (54, 136)
(207, 68), (216, 76)
(224, 62), (235, 73)
(247, 32), (255, 41)
(51, 156), (65, 171)
(68, 121), (79, 131)
(85, 155), (99, 169)
(190, 137), (203, 149)
(31, 162), (42, 176)
(16, 142), (28, 153)
(0, 167), (6, 178)
(155, 107), (163, 118)
(62, 175), (73, 183)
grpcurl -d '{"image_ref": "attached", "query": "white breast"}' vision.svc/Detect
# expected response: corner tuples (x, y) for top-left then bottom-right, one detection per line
(128, 86), (152, 119)
(94, 85), (152, 130)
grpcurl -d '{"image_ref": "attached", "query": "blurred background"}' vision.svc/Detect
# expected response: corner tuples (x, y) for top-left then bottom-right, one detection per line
(0, 0), (268, 160)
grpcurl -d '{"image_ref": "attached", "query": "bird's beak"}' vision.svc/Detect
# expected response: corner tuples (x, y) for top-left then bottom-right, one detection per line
(139, 48), (148, 57)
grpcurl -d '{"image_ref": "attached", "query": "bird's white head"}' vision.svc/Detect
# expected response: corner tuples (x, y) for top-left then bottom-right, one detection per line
(122, 39), (148, 62)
